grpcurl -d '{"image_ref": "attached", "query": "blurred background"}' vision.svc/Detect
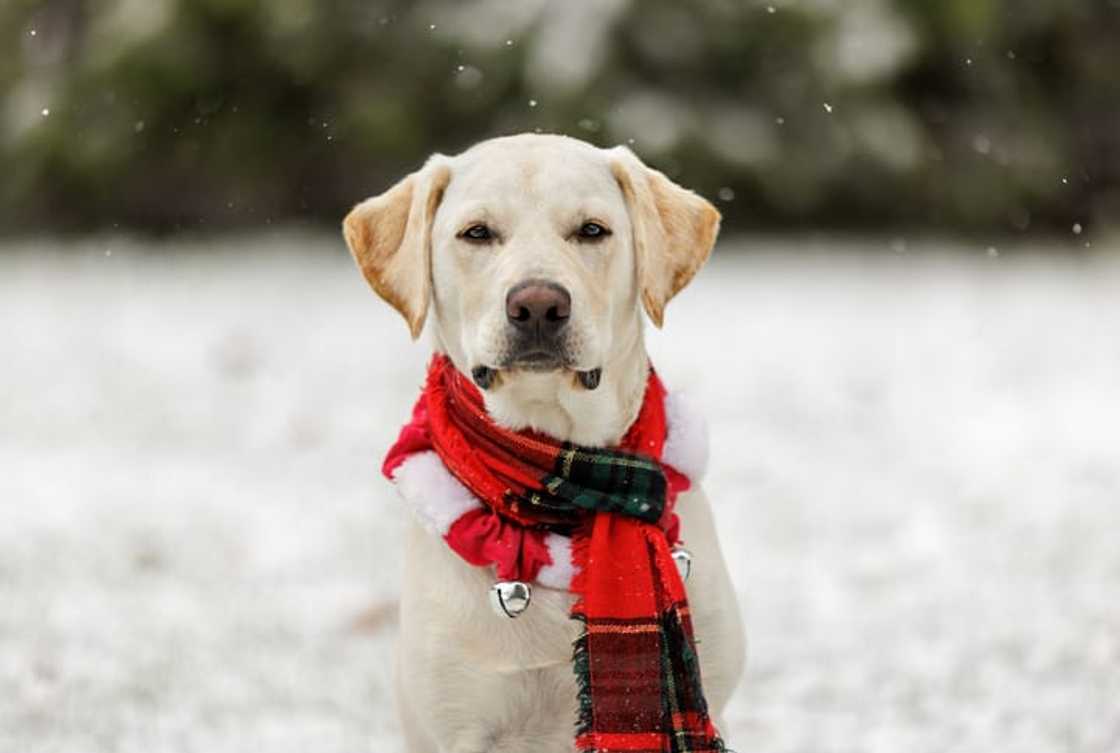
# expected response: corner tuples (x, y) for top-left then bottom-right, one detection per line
(3, 2), (1119, 752)
(2, 0), (1119, 237)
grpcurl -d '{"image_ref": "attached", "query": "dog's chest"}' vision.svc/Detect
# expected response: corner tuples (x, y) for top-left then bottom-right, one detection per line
(401, 514), (580, 664)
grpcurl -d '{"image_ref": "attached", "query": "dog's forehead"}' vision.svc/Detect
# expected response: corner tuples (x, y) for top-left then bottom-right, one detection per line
(444, 135), (621, 206)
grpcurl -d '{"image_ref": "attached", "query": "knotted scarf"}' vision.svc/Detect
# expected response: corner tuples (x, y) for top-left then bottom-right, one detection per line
(384, 354), (725, 753)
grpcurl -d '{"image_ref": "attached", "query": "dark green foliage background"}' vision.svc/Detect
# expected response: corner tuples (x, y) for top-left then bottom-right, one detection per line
(2, 0), (1117, 236)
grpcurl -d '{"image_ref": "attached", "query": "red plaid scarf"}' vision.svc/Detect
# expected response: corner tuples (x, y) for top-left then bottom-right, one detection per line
(386, 355), (725, 753)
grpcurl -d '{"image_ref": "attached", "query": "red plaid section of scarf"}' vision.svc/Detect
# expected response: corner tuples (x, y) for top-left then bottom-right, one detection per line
(395, 355), (725, 753)
(572, 508), (724, 753)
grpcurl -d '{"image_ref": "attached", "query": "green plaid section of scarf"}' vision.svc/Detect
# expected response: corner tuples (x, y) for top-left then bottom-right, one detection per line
(539, 446), (667, 524)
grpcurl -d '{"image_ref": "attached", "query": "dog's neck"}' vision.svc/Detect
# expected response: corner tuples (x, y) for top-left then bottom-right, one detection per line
(441, 331), (649, 448)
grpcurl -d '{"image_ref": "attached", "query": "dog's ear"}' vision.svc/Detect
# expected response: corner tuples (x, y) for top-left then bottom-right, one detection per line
(609, 147), (720, 328)
(342, 156), (451, 339)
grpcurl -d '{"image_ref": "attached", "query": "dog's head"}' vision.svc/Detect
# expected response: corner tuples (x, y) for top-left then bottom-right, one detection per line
(343, 134), (718, 400)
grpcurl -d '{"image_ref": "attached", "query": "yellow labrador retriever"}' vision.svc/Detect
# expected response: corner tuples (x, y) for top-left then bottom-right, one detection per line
(343, 133), (744, 753)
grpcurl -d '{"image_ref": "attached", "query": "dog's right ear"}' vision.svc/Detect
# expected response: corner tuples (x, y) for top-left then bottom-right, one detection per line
(342, 156), (451, 339)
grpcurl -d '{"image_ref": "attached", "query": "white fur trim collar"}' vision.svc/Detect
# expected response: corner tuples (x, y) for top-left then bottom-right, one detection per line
(662, 392), (708, 481)
(392, 451), (481, 536)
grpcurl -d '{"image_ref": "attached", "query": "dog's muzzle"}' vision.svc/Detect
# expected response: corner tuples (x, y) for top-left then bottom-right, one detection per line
(503, 279), (572, 370)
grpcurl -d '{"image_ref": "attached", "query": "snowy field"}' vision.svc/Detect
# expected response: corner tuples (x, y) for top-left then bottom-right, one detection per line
(2, 232), (1118, 753)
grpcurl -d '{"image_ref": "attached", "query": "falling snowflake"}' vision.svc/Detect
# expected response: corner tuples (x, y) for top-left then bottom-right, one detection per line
(823, 103), (833, 114)
(454, 66), (484, 89)
(528, 99), (538, 108)
(1073, 223), (1083, 235)
(40, 108), (50, 117)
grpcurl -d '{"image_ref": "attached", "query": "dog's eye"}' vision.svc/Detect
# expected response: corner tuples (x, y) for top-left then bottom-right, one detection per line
(460, 224), (494, 243)
(577, 222), (610, 241)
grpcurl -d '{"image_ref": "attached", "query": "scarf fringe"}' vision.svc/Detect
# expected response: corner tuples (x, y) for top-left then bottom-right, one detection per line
(658, 608), (728, 753)
(572, 617), (594, 744)
(570, 522), (594, 744)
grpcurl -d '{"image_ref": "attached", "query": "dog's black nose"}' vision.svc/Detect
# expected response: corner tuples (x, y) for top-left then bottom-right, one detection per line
(506, 280), (571, 335)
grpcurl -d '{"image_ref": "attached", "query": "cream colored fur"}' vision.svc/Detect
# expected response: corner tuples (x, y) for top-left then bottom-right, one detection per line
(343, 133), (744, 753)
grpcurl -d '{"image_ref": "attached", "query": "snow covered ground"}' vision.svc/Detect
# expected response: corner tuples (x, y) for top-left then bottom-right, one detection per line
(2, 232), (1118, 753)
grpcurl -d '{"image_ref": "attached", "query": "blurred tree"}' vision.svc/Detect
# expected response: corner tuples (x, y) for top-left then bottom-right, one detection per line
(0, 0), (1116, 238)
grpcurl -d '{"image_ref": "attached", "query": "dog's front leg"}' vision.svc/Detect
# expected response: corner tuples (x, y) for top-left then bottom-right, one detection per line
(395, 650), (440, 753)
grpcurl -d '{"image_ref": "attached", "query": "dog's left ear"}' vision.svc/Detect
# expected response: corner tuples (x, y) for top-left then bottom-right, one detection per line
(609, 146), (721, 328)
(342, 156), (451, 339)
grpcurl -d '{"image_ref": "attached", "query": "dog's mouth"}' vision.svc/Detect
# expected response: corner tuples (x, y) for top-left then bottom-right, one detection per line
(471, 331), (601, 390)
(508, 349), (567, 371)
(499, 335), (574, 372)
(471, 358), (602, 391)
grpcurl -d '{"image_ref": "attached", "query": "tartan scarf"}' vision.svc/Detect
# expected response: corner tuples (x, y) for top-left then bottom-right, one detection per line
(387, 354), (725, 753)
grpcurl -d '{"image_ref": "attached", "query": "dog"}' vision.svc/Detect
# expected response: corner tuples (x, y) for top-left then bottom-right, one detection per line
(343, 133), (744, 753)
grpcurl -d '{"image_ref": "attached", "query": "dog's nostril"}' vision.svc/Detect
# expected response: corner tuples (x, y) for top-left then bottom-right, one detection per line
(506, 280), (572, 331)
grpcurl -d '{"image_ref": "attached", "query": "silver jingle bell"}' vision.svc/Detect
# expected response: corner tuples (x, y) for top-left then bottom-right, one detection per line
(489, 580), (532, 618)
(671, 546), (693, 582)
